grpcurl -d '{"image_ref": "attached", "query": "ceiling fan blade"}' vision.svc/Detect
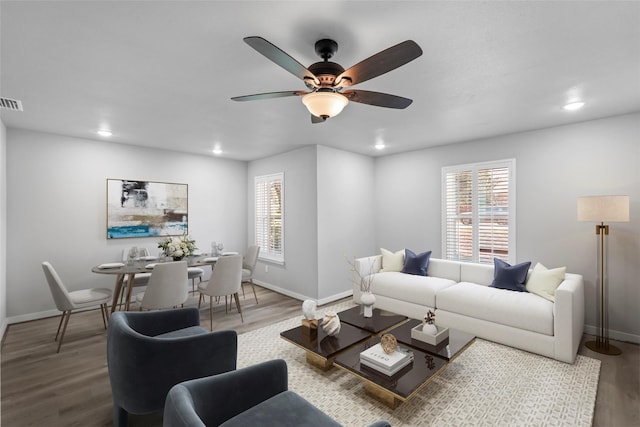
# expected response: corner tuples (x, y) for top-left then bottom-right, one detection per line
(335, 40), (422, 87)
(311, 114), (326, 124)
(343, 90), (413, 109)
(231, 91), (307, 102)
(244, 36), (319, 85)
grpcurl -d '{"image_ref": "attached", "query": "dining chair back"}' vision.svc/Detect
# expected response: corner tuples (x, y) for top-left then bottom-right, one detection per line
(136, 261), (188, 310)
(241, 245), (260, 304)
(198, 255), (243, 329)
(42, 261), (112, 353)
(120, 247), (151, 287)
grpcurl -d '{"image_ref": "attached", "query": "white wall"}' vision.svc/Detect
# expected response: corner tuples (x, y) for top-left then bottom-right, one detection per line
(6, 129), (247, 321)
(317, 145), (375, 301)
(0, 119), (7, 337)
(248, 146), (319, 300)
(247, 145), (376, 305)
(375, 113), (640, 342)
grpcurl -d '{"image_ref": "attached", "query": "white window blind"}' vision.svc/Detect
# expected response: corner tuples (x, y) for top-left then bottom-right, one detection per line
(442, 159), (515, 264)
(255, 173), (284, 263)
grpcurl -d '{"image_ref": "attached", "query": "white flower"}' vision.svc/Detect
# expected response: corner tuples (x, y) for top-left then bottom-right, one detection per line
(158, 233), (197, 258)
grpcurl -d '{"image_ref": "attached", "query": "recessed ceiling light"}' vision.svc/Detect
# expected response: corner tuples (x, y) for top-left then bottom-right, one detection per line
(212, 148), (223, 155)
(97, 129), (112, 137)
(375, 142), (385, 150)
(563, 102), (585, 111)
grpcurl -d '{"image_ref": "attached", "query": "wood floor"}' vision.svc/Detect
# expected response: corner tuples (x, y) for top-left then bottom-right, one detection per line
(2, 286), (638, 426)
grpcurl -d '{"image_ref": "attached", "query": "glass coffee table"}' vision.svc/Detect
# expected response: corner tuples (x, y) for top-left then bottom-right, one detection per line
(333, 320), (475, 408)
(338, 306), (408, 335)
(280, 322), (371, 371)
(387, 319), (476, 362)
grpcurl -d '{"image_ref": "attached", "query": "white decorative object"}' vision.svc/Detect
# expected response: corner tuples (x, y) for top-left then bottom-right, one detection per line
(360, 292), (376, 318)
(321, 312), (341, 336)
(422, 323), (438, 335)
(411, 324), (449, 345)
(422, 310), (437, 334)
(302, 300), (317, 320)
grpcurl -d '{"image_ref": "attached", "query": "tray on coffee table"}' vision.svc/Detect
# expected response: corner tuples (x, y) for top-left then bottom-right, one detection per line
(387, 319), (476, 362)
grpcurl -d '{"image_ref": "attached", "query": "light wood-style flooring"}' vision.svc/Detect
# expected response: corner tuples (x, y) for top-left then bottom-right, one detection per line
(2, 286), (638, 426)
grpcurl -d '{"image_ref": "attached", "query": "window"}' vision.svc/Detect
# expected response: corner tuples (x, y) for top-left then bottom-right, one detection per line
(255, 173), (284, 263)
(442, 159), (515, 264)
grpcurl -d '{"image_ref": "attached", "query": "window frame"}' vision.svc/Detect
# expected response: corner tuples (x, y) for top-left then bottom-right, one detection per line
(441, 159), (516, 264)
(254, 172), (284, 264)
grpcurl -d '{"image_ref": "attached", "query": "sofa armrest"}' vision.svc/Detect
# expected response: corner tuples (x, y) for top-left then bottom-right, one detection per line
(553, 273), (584, 363)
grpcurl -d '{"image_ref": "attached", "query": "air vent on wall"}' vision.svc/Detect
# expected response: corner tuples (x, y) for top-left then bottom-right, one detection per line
(0, 97), (24, 111)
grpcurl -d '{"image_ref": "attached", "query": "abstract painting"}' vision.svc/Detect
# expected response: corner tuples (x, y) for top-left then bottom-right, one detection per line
(106, 179), (188, 239)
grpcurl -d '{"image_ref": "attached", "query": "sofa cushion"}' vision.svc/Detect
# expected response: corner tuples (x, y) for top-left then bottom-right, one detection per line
(402, 249), (431, 276)
(380, 248), (404, 272)
(372, 272), (456, 308)
(437, 282), (554, 335)
(526, 263), (566, 302)
(491, 258), (531, 292)
(460, 262), (494, 286)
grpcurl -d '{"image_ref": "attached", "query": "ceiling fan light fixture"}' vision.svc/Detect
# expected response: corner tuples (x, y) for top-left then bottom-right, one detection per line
(302, 91), (349, 119)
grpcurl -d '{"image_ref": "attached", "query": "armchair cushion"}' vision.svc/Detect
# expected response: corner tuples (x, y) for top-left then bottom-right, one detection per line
(219, 391), (341, 427)
(156, 326), (208, 338)
(164, 359), (390, 427)
(107, 308), (237, 427)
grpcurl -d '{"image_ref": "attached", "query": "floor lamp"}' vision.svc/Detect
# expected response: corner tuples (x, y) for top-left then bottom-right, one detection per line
(577, 195), (629, 355)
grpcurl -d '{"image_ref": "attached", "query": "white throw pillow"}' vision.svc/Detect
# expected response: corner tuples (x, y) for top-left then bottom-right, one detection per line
(380, 248), (404, 272)
(526, 262), (566, 302)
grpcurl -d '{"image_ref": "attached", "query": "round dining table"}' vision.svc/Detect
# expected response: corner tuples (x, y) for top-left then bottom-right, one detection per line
(92, 255), (223, 313)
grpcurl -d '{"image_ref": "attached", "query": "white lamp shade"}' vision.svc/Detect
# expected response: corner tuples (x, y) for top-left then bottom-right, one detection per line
(577, 195), (630, 222)
(302, 92), (349, 118)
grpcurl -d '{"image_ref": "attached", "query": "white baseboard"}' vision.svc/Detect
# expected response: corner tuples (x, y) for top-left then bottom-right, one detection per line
(253, 280), (353, 307)
(7, 308), (60, 325)
(0, 318), (7, 343)
(583, 324), (640, 345)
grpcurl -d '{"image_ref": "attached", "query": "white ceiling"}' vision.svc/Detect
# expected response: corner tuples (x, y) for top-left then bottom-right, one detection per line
(1, 1), (639, 161)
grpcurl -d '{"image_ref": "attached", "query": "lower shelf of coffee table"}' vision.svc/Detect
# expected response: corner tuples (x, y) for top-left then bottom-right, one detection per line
(333, 337), (449, 408)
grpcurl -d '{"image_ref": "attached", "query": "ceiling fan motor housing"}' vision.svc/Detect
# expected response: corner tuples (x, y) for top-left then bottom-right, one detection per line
(308, 61), (345, 88)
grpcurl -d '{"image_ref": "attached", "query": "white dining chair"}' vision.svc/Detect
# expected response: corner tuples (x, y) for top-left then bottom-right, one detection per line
(187, 267), (204, 293)
(42, 262), (112, 353)
(135, 261), (189, 310)
(241, 245), (260, 304)
(198, 255), (243, 330)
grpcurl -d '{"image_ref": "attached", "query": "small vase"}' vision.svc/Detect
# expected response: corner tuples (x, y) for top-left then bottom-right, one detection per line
(360, 292), (376, 318)
(422, 323), (438, 335)
(173, 256), (184, 261)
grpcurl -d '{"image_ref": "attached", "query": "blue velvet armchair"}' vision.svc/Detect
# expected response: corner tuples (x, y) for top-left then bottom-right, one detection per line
(107, 308), (237, 427)
(163, 359), (391, 427)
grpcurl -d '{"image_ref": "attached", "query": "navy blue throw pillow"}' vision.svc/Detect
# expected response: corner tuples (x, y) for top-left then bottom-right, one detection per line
(402, 249), (432, 276)
(491, 258), (531, 292)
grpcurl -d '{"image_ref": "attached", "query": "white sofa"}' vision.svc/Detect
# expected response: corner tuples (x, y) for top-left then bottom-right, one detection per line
(353, 255), (584, 364)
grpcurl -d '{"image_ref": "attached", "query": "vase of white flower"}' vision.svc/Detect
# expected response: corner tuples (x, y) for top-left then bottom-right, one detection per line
(360, 292), (376, 318)
(345, 255), (377, 317)
(422, 310), (438, 335)
(158, 233), (197, 261)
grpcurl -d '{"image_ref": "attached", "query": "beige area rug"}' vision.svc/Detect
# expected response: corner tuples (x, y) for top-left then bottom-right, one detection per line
(237, 301), (600, 427)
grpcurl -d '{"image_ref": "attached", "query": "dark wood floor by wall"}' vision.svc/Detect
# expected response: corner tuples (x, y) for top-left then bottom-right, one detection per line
(2, 287), (638, 426)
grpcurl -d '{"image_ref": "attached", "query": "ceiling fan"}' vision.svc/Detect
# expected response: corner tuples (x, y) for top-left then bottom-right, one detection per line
(231, 36), (423, 123)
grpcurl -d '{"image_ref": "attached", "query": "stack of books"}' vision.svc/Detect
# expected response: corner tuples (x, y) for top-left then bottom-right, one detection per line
(360, 343), (414, 376)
